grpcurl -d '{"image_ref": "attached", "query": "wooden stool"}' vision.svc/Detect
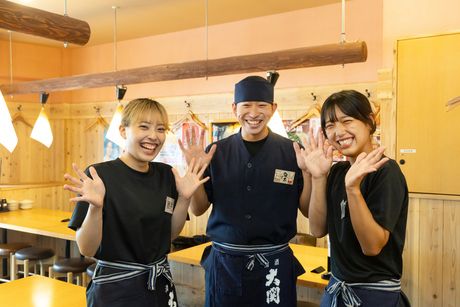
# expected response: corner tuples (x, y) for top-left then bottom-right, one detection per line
(13, 247), (55, 280)
(0, 243), (31, 282)
(49, 257), (95, 286)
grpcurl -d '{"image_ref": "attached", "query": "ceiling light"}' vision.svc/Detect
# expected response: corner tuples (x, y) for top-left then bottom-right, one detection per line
(30, 92), (53, 148)
(268, 110), (288, 138)
(105, 85), (127, 148)
(0, 90), (18, 152)
(266, 71), (287, 138)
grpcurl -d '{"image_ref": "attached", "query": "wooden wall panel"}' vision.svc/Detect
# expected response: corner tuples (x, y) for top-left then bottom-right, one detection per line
(443, 201), (460, 307)
(418, 199), (444, 306)
(0, 185), (72, 211)
(402, 197), (420, 306)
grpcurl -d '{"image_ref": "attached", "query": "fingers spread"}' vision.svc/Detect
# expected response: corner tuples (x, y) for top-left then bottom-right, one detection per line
(64, 174), (82, 186)
(199, 129), (206, 146)
(88, 167), (100, 180)
(178, 139), (185, 152)
(64, 184), (82, 195)
(190, 128), (196, 145)
(171, 167), (179, 179)
(73, 163), (89, 180)
(197, 162), (209, 178)
(199, 176), (210, 184)
(293, 142), (301, 154)
(307, 129), (317, 150)
(207, 144), (217, 158)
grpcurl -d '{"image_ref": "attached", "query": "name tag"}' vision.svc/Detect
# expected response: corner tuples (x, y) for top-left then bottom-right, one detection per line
(164, 196), (175, 214)
(273, 169), (295, 185)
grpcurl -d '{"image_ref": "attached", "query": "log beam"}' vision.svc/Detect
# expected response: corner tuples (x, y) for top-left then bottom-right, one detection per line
(0, 41), (366, 95)
(0, 0), (90, 45)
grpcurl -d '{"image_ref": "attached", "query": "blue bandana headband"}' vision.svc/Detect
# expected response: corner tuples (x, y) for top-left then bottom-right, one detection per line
(234, 76), (274, 104)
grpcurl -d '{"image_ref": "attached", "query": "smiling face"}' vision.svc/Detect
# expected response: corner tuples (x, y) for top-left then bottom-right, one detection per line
(321, 90), (376, 164)
(232, 101), (277, 141)
(118, 99), (169, 172)
(324, 106), (374, 162)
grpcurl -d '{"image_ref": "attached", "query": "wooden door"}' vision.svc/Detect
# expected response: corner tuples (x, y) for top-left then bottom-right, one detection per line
(397, 33), (460, 195)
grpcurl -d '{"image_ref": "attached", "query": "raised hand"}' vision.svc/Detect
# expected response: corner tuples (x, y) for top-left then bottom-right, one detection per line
(172, 158), (210, 200)
(178, 128), (216, 167)
(64, 163), (105, 208)
(295, 129), (333, 178)
(345, 147), (389, 190)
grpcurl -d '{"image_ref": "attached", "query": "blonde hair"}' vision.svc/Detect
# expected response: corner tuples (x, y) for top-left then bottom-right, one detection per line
(121, 98), (169, 129)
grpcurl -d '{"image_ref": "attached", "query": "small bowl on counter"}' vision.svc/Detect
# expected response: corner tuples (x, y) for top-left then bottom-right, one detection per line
(8, 200), (19, 211)
(19, 199), (34, 210)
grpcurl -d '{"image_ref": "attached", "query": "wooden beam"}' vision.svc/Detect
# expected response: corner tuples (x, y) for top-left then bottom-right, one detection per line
(0, 0), (90, 45)
(0, 41), (367, 95)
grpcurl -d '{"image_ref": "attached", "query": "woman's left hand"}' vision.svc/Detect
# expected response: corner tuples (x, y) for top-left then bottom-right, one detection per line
(345, 147), (389, 190)
(172, 158), (210, 200)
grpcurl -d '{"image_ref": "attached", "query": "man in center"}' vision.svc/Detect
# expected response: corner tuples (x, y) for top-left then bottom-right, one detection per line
(180, 75), (312, 306)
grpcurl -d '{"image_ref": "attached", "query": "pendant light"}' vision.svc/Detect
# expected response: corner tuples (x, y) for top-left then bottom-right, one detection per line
(30, 92), (53, 147)
(0, 90), (18, 152)
(106, 85), (127, 147)
(0, 31), (18, 153)
(266, 71), (288, 138)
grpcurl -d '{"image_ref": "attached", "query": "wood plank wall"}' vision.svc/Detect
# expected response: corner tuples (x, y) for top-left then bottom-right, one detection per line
(1, 79), (459, 306)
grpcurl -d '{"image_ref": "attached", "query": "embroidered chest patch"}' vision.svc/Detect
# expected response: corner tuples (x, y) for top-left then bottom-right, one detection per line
(273, 169), (295, 185)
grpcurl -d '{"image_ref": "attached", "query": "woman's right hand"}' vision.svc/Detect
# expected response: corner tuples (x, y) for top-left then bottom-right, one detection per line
(298, 129), (333, 178)
(64, 163), (105, 208)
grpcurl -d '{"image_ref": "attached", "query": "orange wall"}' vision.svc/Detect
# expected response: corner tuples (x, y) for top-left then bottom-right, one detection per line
(0, 40), (69, 103)
(4, 0), (460, 103)
(383, 0), (460, 67)
(62, 0), (382, 103)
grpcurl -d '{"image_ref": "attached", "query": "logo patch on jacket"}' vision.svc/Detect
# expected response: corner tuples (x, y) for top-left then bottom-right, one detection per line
(273, 169), (295, 185)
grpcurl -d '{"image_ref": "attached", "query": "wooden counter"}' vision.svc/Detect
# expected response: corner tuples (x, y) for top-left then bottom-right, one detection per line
(0, 275), (86, 307)
(0, 208), (75, 241)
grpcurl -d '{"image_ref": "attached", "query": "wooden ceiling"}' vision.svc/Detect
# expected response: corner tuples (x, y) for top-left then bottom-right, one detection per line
(0, 0), (341, 46)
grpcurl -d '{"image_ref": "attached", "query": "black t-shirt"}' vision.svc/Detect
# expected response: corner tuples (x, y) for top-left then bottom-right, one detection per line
(326, 159), (408, 282)
(68, 158), (178, 264)
(243, 137), (267, 156)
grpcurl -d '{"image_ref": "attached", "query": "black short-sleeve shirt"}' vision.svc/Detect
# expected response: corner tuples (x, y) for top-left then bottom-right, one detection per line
(68, 159), (178, 264)
(326, 159), (408, 282)
(204, 130), (303, 245)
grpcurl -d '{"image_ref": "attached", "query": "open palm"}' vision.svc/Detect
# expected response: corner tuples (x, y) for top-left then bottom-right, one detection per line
(64, 163), (106, 208)
(172, 158), (210, 200)
(178, 129), (216, 167)
(345, 147), (389, 189)
(300, 129), (333, 178)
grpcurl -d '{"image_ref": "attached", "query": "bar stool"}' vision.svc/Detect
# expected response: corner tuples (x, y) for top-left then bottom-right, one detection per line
(13, 247), (55, 280)
(49, 257), (96, 286)
(0, 243), (31, 282)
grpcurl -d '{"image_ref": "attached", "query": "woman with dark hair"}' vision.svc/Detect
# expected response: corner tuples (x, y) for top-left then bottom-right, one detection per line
(297, 90), (409, 306)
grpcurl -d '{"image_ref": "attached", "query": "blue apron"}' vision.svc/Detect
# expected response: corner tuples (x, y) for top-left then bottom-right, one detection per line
(201, 242), (305, 307)
(86, 257), (178, 307)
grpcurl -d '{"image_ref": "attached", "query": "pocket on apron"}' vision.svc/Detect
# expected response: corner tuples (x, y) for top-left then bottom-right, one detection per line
(216, 252), (243, 296)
